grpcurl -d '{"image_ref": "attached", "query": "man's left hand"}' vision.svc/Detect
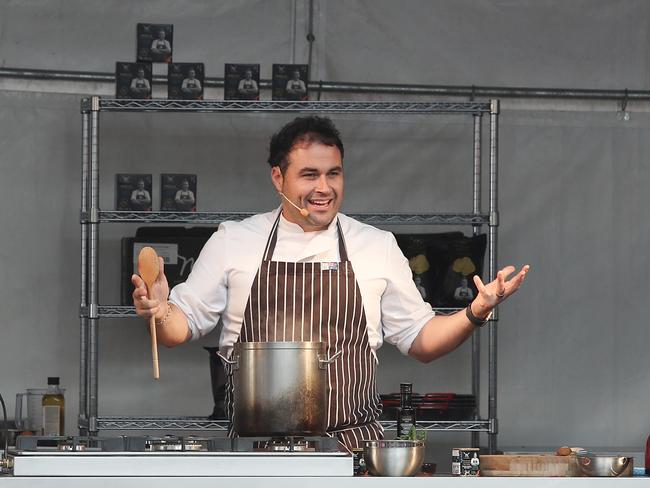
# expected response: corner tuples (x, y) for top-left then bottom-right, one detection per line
(471, 264), (530, 317)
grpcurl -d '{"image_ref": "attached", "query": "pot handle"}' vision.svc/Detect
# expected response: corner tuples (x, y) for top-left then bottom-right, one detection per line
(217, 352), (239, 371)
(319, 350), (343, 369)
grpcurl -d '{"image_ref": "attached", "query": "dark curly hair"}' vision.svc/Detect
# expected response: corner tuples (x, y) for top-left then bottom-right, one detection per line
(267, 116), (344, 172)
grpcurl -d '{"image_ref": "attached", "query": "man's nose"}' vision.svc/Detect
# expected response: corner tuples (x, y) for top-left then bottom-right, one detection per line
(315, 175), (330, 192)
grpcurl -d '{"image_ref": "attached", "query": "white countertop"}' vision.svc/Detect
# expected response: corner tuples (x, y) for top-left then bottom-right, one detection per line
(1, 476), (649, 487)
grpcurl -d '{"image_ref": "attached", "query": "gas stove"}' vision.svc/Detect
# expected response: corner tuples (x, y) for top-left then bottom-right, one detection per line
(7, 435), (353, 477)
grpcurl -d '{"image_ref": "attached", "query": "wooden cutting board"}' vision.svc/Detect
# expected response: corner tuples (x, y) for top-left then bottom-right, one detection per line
(481, 454), (580, 477)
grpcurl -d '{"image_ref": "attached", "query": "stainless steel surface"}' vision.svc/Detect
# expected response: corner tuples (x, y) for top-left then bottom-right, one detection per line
(576, 453), (634, 477)
(9, 451), (352, 477)
(362, 440), (425, 477)
(230, 341), (333, 436)
(8, 435), (352, 477)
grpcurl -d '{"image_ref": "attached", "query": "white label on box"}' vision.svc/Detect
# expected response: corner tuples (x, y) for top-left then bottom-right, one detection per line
(133, 243), (179, 268)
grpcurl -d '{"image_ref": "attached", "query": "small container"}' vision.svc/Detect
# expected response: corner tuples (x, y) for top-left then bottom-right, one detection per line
(452, 447), (480, 476)
(41, 377), (65, 436)
(352, 448), (367, 475)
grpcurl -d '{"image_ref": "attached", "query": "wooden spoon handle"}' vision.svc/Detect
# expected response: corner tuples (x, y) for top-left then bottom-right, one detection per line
(149, 316), (160, 379)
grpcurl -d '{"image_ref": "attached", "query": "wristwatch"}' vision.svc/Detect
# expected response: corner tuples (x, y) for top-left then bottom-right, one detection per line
(465, 303), (493, 327)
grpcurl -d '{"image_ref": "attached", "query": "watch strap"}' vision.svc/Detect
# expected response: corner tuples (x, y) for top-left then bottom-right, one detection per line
(465, 304), (492, 327)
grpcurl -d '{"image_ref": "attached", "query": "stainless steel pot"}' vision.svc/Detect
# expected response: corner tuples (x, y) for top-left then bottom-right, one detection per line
(219, 341), (341, 436)
(575, 452), (634, 477)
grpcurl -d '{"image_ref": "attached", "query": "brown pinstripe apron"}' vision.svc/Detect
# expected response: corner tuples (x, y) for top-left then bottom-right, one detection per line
(225, 214), (383, 449)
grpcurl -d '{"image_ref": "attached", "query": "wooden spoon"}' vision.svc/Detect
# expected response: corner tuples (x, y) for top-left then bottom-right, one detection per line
(138, 246), (160, 379)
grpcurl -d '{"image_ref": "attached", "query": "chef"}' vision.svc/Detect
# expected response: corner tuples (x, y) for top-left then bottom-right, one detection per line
(132, 116), (529, 448)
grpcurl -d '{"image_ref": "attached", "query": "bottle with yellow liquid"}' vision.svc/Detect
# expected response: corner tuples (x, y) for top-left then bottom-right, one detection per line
(42, 377), (65, 436)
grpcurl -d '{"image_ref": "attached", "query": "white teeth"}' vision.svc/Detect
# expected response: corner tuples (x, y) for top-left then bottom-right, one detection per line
(309, 199), (330, 206)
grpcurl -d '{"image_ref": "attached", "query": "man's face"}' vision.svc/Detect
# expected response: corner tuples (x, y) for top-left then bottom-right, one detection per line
(188, 69), (195, 79)
(245, 70), (252, 79)
(137, 69), (145, 79)
(137, 180), (145, 189)
(181, 181), (189, 190)
(271, 142), (343, 232)
(158, 30), (166, 40)
(292, 71), (300, 80)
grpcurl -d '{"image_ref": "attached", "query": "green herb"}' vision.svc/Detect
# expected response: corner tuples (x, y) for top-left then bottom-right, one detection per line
(398, 425), (426, 441)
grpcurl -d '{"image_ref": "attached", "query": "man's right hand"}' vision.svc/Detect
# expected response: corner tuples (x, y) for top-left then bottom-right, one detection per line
(132, 256), (169, 321)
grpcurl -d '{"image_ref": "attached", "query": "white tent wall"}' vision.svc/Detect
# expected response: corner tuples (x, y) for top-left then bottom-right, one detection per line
(0, 0), (648, 458)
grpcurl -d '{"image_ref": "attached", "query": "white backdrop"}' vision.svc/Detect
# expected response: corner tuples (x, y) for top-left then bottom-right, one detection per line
(0, 0), (649, 462)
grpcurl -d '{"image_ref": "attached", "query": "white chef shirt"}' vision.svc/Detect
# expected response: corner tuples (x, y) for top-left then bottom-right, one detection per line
(169, 208), (435, 356)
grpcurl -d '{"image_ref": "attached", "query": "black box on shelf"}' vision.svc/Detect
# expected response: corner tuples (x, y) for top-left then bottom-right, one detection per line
(115, 62), (152, 99)
(115, 174), (153, 211)
(224, 63), (260, 100)
(168, 63), (205, 100)
(394, 232), (487, 308)
(272, 64), (309, 101)
(137, 23), (173, 63)
(160, 173), (197, 211)
(121, 227), (217, 305)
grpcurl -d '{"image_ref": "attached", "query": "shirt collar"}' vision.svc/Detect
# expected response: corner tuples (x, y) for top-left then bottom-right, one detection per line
(277, 206), (339, 236)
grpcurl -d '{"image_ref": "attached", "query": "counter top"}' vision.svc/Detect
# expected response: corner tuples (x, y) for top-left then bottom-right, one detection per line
(0, 476), (648, 487)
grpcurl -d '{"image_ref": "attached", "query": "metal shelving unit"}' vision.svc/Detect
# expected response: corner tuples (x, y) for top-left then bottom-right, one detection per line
(79, 97), (500, 451)
(96, 417), (492, 433)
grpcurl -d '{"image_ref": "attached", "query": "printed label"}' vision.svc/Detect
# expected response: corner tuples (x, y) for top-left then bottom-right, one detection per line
(42, 406), (60, 436)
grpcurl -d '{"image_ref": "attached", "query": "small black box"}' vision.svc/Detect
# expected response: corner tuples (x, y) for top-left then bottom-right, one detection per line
(115, 174), (153, 211)
(160, 173), (197, 211)
(137, 23), (173, 63)
(272, 64), (308, 101)
(121, 227), (217, 305)
(224, 63), (260, 100)
(168, 63), (205, 100)
(115, 62), (152, 99)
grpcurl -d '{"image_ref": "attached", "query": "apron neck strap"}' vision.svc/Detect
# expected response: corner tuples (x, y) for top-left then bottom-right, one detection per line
(262, 212), (349, 262)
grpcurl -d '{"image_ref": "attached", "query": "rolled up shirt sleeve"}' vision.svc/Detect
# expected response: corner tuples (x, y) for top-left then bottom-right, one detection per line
(380, 233), (436, 355)
(169, 226), (228, 340)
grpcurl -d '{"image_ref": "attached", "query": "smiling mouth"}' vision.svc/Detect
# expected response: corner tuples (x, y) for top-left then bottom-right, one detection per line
(307, 198), (332, 209)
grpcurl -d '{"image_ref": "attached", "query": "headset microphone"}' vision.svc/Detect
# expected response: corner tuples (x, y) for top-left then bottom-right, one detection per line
(279, 192), (310, 217)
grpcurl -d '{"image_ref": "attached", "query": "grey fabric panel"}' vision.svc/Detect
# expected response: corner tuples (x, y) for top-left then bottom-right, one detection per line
(1, 0), (647, 88)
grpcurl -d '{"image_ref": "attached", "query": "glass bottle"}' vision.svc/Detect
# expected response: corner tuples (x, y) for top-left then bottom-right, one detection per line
(396, 382), (416, 438)
(42, 377), (65, 436)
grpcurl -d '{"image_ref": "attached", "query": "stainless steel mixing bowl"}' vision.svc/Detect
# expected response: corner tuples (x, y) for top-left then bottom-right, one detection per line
(575, 452), (633, 477)
(363, 440), (425, 477)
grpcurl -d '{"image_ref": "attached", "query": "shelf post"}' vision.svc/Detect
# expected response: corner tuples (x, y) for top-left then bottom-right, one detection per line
(88, 96), (101, 435)
(471, 112), (482, 448)
(488, 99), (499, 453)
(78, 99), (91, 435)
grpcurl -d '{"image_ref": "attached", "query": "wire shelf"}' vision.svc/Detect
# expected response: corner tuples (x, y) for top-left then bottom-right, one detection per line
(93, 306), (463, 318)
(94, 99), (491, 114)
(94, 210), (489, 226)
(96, 416), (492, 432)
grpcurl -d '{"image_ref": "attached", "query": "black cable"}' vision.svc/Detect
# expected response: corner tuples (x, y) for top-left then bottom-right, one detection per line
(0, 391), (7, 463)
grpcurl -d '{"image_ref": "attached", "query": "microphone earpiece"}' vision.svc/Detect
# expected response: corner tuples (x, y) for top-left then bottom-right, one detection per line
(279, 192), (310, 217)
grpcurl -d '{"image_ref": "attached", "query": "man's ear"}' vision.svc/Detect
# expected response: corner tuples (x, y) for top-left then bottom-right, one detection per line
(271, 166), (283, 193)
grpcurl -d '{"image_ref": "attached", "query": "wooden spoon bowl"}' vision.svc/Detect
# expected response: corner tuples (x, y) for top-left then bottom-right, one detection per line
(137, 246), (160, 379)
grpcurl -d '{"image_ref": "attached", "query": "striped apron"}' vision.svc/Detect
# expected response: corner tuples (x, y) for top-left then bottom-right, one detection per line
(225, 214), (383, 449)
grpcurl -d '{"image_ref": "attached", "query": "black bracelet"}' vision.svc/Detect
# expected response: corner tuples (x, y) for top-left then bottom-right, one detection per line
(465, 304), (493, 327)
